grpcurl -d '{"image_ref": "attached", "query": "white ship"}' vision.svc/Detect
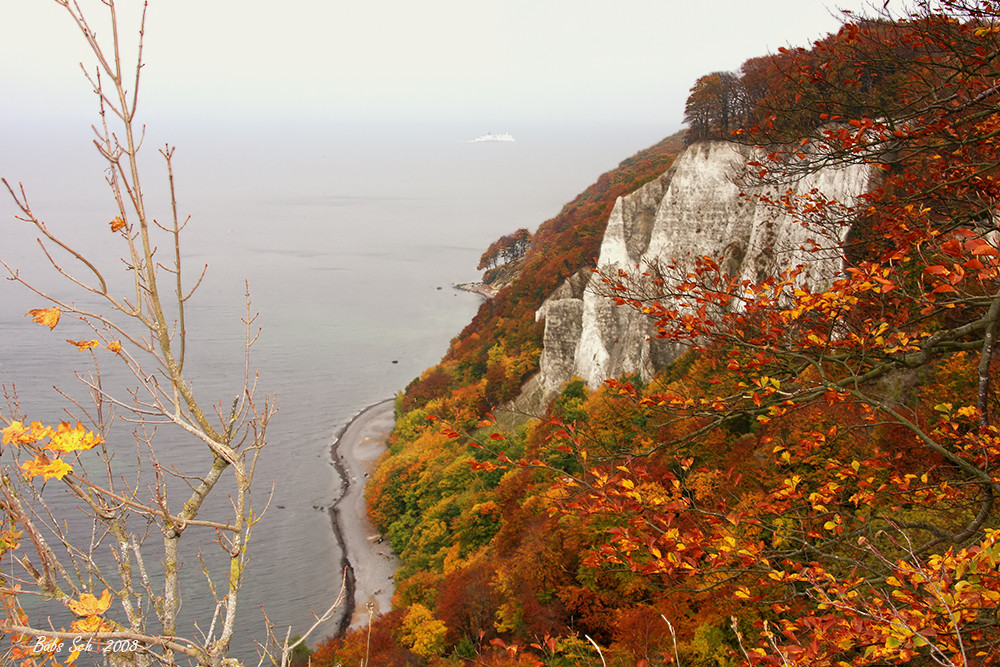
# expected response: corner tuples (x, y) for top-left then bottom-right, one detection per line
(472, 131), (515, 143)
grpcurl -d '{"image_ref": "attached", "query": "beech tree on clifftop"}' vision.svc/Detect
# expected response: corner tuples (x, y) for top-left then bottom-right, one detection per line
(684, 71), (751, 142)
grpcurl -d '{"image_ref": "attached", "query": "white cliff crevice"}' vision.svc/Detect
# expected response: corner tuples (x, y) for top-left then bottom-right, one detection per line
(529, 140), (873, 405)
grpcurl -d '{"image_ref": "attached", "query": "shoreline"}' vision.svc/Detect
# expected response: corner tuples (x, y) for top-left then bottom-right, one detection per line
(327, 398), (400, 637)
(453, 281), (496, 299)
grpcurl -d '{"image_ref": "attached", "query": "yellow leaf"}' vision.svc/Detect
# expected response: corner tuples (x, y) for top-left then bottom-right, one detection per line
(109, 216), (126, 233)
(68, 589), (112, 617)
(4, 421), (55, 446)
(21, 454), (73, 482)
(66, 339), (100, 351)
(27, 307), (61, 330)
(28, 421), (54, 441)
(2, 421), (28, 446)
(106, 341), (123, 354)
(47, 422), (103, 453)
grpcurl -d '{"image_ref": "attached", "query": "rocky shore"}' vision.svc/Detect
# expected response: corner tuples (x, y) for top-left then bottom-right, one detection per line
(453, 281), (497, 299)
(328, 399), (400, 635)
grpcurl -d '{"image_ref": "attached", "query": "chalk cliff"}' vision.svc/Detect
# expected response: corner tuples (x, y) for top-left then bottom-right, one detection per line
(525, 141), (873, 404)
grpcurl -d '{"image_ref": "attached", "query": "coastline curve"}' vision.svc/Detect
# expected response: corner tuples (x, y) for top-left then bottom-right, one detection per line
(326, 399), (400, 636)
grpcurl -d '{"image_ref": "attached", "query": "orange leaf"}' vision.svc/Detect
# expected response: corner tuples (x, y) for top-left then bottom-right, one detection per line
(941, 238), (963, 256)
(109, 216), (126, 233)
(70, 614), (112, 634)
(27, 307), (61, 330)
(67, 339), (99, 351)
(106, 341), (123, 354)
(970, 242), (999, 256)
(21, 454), (72, 482)
(68, 589), (112, 617)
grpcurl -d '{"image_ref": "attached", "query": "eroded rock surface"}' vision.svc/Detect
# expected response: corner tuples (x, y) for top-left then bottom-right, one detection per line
(529, 141), (872, 406)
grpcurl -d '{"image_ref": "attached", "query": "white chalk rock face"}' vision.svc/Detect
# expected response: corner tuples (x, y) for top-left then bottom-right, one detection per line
(532, 141), (872, 401)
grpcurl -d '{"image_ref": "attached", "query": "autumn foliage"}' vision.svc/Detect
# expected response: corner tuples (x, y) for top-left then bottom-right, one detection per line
(314, 2), (1000, 666)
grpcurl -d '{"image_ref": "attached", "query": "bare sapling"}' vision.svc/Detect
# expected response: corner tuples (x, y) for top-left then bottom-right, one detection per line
(0, 2), (343, 666)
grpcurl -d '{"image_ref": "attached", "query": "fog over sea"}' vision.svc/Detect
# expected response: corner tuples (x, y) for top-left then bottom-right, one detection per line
(0, 118), (669, 657)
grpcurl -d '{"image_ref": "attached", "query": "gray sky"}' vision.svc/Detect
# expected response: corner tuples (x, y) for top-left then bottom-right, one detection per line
(2, 0), (876, 130)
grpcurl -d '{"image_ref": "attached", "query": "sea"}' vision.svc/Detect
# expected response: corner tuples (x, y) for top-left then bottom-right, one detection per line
(0, 117), (671, 661)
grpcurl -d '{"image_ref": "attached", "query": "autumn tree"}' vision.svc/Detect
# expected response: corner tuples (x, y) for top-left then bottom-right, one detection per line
(477, 228), (533, 271)
(683, 71), (750, 142)
(0, 2), (341, 666)
(509, 228), (531, 259)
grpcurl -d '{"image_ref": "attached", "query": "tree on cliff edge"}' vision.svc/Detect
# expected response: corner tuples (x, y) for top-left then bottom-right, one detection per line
(684, 71), (750, 142)
(477, 228), (532, 272)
